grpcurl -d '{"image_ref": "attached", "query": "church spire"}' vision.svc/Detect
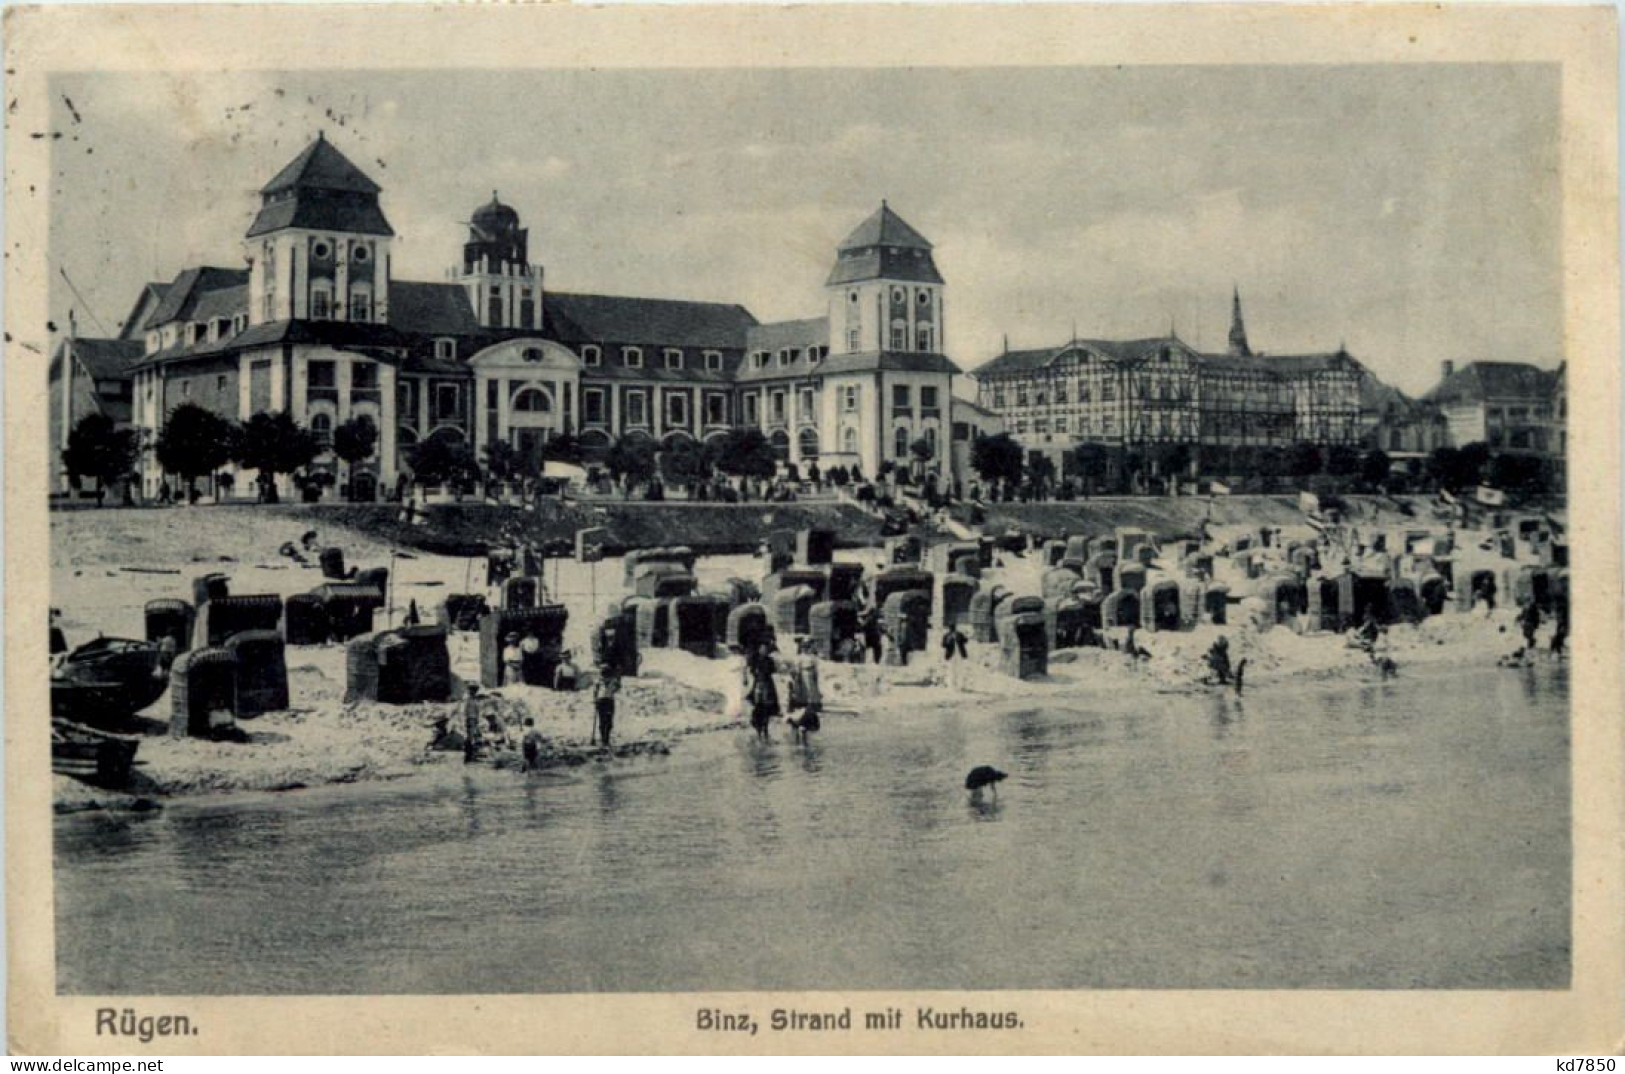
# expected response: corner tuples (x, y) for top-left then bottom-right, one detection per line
(1228, 286), (1252, 358)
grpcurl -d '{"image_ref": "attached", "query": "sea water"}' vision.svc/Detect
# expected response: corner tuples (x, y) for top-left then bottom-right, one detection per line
(54, 662), (1569, 993)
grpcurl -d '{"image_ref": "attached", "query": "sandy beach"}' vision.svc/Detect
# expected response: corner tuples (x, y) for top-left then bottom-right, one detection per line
(50, 505), (1556, 813)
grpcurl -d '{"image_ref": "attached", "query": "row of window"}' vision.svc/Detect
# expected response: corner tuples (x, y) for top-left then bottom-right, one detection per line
(992, 382), (1122, 408)
(891, 385), (941, 410)
(989, 383), (1358, 409)
(579, 387), (731, 429)
(307, 360), (381, 392)
(579, 345), (726, 372)
(747, 345), (831, 371)
(155, 314), (252, 354)
(309, 286), (372, 322)
(1010, 414), (1119, 437)
(1487, 405), (1554, 422)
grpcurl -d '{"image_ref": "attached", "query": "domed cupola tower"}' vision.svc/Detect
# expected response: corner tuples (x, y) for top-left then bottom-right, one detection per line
(458, 192), (543, 331)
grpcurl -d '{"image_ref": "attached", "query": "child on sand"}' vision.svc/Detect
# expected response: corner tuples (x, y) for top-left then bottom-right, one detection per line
(521, 717), (545, 772)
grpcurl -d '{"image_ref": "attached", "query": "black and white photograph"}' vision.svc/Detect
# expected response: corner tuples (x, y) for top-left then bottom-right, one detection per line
(7, 2), (1621, 1056)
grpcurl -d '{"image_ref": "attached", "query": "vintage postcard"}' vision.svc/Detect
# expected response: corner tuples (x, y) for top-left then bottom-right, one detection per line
(5, 1), (1621, 1056)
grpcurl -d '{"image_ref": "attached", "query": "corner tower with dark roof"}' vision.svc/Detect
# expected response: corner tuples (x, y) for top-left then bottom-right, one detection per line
(825, 201), (945, 356)
(457, 191), (543, 331)
(244, 133), (394, 326)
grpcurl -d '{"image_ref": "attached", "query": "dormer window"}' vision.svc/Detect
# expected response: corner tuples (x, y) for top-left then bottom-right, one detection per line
(146, 331), (159, 355)
(233, 314), (247, 335)
(434, 338), (456, 361)
(808, 346), (824, 364)
(703, 350), (723, 372)
(752, 351), (768, 370)
(778, 349), (793, 368)
(664, 348), (683, 370)
(623, 346), (643, 369)
(581, 344), (601, 367)
(190, 323), (207, 345)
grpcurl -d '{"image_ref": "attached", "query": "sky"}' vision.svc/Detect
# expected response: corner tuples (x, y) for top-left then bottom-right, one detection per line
(46, 63), (1561, 397)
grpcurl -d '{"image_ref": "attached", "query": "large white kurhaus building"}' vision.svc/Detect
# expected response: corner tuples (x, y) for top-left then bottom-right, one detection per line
(71, 134), (974, 497)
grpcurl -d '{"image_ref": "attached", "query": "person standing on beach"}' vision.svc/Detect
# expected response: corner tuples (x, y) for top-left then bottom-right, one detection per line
(554, 649), (579, 692)
(861, 607), (884, 665)
(519, 629), (542, 685)
(1518, 599), (1542, 652)
(502, 631), (524, 686)
(49, 609), (68, 657)
(462, 684), (484, 764)
(593, 671), (620, 748)
(1551, 595), (1569, 657)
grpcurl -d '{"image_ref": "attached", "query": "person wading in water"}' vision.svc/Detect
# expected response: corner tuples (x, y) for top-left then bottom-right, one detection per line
(592, 670), (620, 748)
(747, 642), (781, 742)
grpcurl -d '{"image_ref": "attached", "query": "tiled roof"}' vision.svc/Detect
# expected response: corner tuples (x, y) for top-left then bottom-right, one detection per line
(974, 336), (1359, 380)
(952, 396), (1000, 419)
(544, 291), (757, 350)
(248, 136), (393, 238)
(837, 203), (932, 252)
(826, 203), (943, 286)
(67, 337), (145, 380)
(972, 345), (1064, 377)
(191, 285), (248, 323)
(388, 281), (480, 337)
(400, 351), (470, 376)
(260, 135), (381, 196)
(1260, 352), (1358, 374)
(738, 349), (960, 383)
(118, 282), (170, 340)
(972, 337), (1182, 377)
(148, 267), (250, 327)
(134, 319), (410, 370)
(246, 194), (394, 239)
(1424, 360), (1559, 405)
(745, 317), (829, 354)
(826, 247), (945, 287)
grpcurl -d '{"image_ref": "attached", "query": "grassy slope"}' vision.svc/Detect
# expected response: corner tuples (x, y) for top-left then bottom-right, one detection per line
(51, 493), (1436, 566)
(268, 500), (893, 556)
(959, 494), (1434, 541)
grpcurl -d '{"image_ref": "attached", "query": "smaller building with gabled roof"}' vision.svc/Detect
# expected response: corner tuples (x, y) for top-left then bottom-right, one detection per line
(1422, 359), (1562, 455)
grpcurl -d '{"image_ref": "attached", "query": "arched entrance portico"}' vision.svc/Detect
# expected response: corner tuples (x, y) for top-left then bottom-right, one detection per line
(468, 339), (583, 457)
